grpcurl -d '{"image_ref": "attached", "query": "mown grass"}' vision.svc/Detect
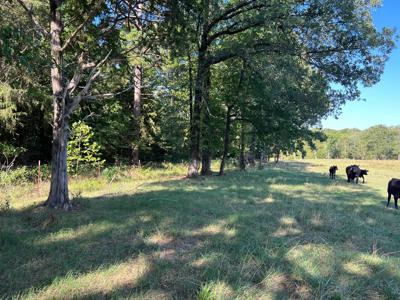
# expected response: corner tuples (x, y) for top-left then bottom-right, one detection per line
(1, 159), (400, 299)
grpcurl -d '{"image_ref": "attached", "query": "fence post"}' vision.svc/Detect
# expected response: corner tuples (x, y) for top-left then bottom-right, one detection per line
(37, 160), (42, 195)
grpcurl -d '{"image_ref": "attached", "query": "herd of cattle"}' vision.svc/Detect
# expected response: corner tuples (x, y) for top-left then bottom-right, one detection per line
(328, 165), (400, 209)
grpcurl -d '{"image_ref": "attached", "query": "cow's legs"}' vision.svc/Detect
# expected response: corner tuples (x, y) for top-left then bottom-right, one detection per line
(355, 176), (359, 184)
(387, 193), (391, 206)
(395, 196), (398, 209)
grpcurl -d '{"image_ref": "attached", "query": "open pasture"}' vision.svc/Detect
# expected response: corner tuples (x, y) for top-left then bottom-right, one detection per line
(1, 160), (400, 299)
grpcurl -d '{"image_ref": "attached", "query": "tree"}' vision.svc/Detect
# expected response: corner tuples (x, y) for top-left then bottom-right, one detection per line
(13, 0), (134, 209)
(181, 0), (393, 177)
(67, 121), (104, 174)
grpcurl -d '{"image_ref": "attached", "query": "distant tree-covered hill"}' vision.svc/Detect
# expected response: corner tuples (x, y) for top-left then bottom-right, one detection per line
(303, 125), (400, 160)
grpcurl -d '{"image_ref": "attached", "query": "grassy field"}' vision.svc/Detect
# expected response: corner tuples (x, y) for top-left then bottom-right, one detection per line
(1, 160), (400, 299)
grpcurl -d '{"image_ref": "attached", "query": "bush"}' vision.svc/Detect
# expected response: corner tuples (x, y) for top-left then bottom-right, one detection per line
(102, 166), (125, 182)
(0, 164), (51, 186)
(0, 166), (31, 186)
(0, 194), (11, 214)
(67, 121), (105, 174)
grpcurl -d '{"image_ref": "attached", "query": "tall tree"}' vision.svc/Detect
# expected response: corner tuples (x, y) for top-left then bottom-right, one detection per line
(183, 0), (393, 177)
(14, 0), (133, 209)
(131, 3), (143, 165)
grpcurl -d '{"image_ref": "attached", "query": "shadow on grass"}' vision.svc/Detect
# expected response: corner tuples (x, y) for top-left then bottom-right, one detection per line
(1, 161), (400, 299)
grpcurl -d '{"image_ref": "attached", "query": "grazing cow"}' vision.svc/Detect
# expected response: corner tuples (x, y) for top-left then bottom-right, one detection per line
(387, 178), (400, 209)
(346, 165), (362, 184)
(244, 153), (256, 167)
(359, 169), (369, 183)
(329, 166), (338, 179)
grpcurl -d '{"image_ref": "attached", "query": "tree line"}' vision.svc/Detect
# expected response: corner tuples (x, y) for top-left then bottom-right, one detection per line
(0, 0), (395, 209)
(303, 126), (400, 160)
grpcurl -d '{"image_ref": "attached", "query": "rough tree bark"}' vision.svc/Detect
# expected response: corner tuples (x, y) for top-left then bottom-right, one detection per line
(132, 64), (142, 165)
(131, 3), (143, 166)
(188, 0), (210, 177)
(188, 53), (207, 177)
(44, 0), (71, 210)
(249, 132), (256, 167)
(200, 67), (212, 176)
(188, 52), (193, 133)
(219, 105), (233, 175)
(239, 120), (246, 170)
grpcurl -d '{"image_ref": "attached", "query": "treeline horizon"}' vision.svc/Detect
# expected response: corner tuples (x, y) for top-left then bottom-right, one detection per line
(302, 125), (400, 160)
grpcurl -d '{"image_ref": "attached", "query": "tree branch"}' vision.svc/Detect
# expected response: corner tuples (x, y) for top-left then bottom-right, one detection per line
(206, 0), (259, 33)
(81, 84), (135, 101)
(67, 53), (96, 94)
(207, 19), (264, 44)
(61, 0), (105, 52)
(15, 0), (49, 37)
(66, 50), (112, 117)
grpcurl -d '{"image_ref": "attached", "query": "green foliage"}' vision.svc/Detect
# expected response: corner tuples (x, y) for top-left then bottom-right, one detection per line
(67, 121), (105, 174)
(0, 83), (25, 132)
(197, 283), (216, 300)
(0, 0), (395, 175)
(0, 194), (10, 214)
(0, 143), (26, 167)
(0, 166), (34, 186)
(102, 166), (125, 182)
(303, 125), (400, 160)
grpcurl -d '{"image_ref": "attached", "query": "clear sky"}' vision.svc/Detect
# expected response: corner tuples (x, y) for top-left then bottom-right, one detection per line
(321, 0), (400, 130)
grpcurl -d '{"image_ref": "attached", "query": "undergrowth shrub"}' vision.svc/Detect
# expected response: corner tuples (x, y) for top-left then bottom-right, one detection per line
(0, 194), (11, 214)
(102, 166), (126, 182)
(0, 164), (51, 186)
(67, 121), (105, 175)
(0, 166), (31, 186)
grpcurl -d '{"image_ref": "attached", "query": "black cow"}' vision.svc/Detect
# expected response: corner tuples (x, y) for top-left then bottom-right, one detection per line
(329, 166), (338, 179)
(387, 178), (400, 209)
(359, 169), (369, 183)
(346, 165), (362, 183)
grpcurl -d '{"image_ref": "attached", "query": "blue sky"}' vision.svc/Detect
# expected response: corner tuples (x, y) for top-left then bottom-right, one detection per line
(321, 0), (400, 130)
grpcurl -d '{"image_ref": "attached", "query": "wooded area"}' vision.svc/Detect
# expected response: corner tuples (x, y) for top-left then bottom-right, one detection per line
(303, 125), (400, 160)
(0, 0), (395, 209)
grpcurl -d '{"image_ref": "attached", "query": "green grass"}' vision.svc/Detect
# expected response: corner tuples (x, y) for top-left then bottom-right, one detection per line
(1, 160), (400, 299)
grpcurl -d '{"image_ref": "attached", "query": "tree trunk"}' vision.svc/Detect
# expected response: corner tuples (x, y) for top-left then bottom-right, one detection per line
(131, 3), (143, 165)
(248, 132), (256, 167)
(188, 53), (207, 177)
(132, 64), (142, 165)
(201, 151), (211, 175)
(239, 120), (246, 170)
(219, 105), (232, 175)
(200, 66), (212, 176)
(188, 52), (193, 133)
(258, 148), (265, 169)
(45, 126), (70, 209)
(44, 0), (71, 210)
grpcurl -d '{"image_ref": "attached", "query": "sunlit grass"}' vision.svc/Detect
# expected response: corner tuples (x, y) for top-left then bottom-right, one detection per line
(1, 159), (400, 299)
